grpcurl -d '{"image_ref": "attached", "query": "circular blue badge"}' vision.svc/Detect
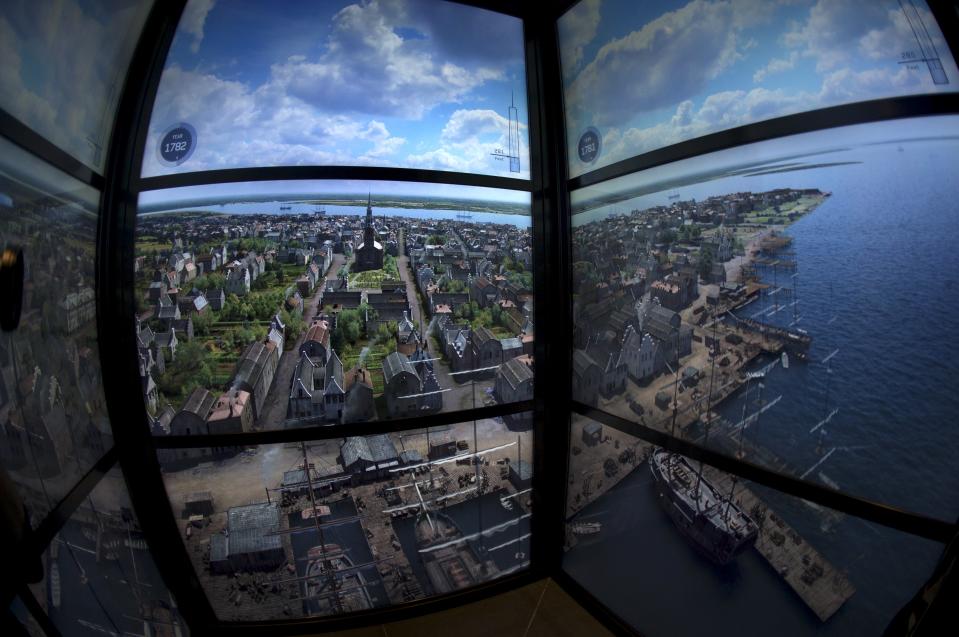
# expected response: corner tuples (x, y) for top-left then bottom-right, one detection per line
(157, 122), (197, 167)
(577, 127), (601, 164)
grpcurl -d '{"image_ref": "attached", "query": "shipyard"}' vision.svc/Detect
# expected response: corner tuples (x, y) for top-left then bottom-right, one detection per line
(159, 417), (533, 620)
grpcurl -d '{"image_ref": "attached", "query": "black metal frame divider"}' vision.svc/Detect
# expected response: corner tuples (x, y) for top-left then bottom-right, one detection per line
(2, 0), (957, 635)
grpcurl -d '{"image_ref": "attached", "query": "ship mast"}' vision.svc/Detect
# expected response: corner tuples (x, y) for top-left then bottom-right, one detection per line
(301, 441), (342, 614)
(695, 306), (720, 512)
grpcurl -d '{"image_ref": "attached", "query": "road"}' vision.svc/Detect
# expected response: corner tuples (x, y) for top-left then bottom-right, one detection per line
(396, 228), (425, 335)
(255, 253), (345, 430)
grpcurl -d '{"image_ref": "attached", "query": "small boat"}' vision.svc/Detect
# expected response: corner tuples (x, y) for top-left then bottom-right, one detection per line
(302, 505), (332, 520)
(279, 205), (292, 210)
(49, 562), (61, 608)
(571, 521), (602, 536)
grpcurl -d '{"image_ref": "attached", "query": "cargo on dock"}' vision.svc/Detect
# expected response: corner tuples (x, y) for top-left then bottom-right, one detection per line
(700, 465), (856, 622)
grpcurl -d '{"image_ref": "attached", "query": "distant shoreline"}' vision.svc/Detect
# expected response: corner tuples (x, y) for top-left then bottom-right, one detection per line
(139, 197), (530, 217)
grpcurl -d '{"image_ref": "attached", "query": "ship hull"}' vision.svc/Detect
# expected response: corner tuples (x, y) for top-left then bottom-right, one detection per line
(649, 449), (757, 566)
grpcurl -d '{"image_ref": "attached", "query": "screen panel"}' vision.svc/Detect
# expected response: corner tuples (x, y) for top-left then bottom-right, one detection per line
(568, 115), (959, 521)
(558, 0), (959, 178)
(134, 179), (534, 434)
(0, 0), (153, 172)
(141, 0), (530, 180)
(156, 416), (533, 620)
(25, 467), (189, 637)
(563, 413), (944, 636)
(0, 136), (113, 529)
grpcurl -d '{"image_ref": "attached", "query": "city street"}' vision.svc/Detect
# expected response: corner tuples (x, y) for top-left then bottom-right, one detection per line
(255, 253), (345, 430)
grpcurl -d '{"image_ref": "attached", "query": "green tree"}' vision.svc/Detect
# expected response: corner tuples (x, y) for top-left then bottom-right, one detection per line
(157, 340), (214, 398)
(383, 253), (399, 278)
(193, 310), (216, 337)
(698, 246), (715, 280)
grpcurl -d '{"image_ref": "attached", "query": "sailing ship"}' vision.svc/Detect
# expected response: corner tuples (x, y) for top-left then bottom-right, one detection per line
(304, 543), (372, 615)
(571, 521), (602, 536)
(415, 511), (497, 595)
(649, 448), (758, 565)
(49, 561), (61, 608)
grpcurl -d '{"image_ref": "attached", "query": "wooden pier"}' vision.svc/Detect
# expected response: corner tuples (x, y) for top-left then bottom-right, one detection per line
(701, 464), (856, 621)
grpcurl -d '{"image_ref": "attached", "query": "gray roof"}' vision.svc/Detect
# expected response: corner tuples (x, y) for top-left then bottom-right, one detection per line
(583, 421), (602, 435)
(382, 352), (417, 384)
(181, 387), (216, 418)
(572, 349), (599, 378)
(210, 534), (229, 563)
(499, 357), (533, 390)
(226, 502), (282, 555)
(500, 337), (523, 351)
(472, 326), (495, 346)
(399, 449), (423, 464)
(341, 434), (398, 467)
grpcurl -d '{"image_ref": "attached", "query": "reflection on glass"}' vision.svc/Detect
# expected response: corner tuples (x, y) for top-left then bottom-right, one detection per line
(558, 0), (959, 177)
(564, 414), (943, 636)
(157, 417), (533, 619)
(25, 468), (188, 636)
(0, 1), (152, 171)
(569, 116), (959, 519)
(8, 596), (44, 636)
(0, 137), (111, 528)
(142, 0), (530, 179)
(135, 180), (534, 434)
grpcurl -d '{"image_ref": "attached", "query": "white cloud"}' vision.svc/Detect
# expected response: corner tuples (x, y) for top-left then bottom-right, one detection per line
(407, 108), (530, 177)
(265, 0), (502, 120)
(441, 109), (512, 143)
(140, 1), (530, 177)
(580, 62), (941, 174)
(753, 51), (798, 83)
(180, 0), (217, 54)
(143, 66), (409, 175)
(558, 0), (602, 81)
(783, 0), (891, 71)
(566, 0), (755, 128)
(0, 2), (151, 170)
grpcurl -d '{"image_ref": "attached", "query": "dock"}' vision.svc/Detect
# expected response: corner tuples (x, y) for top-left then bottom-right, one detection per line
(570, 359), (857, 623)
(700, 464), (856, 621)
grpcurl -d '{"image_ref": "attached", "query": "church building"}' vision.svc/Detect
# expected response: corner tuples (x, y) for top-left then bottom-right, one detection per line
(353, 193), (384, 272)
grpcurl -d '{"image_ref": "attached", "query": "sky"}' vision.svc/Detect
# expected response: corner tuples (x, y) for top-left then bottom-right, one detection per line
(0, 1), (151, 172)
(559, 0), (959, 177)
(569, 114), (959, 220)
(140, 0), (530, 180)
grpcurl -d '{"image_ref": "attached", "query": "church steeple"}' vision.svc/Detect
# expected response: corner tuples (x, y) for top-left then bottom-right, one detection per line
(366, 192), (373, 229)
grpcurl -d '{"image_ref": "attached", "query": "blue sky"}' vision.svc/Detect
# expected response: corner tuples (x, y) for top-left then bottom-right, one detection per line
(559, 0), (959, 177)
(141, 0), (530, 179)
